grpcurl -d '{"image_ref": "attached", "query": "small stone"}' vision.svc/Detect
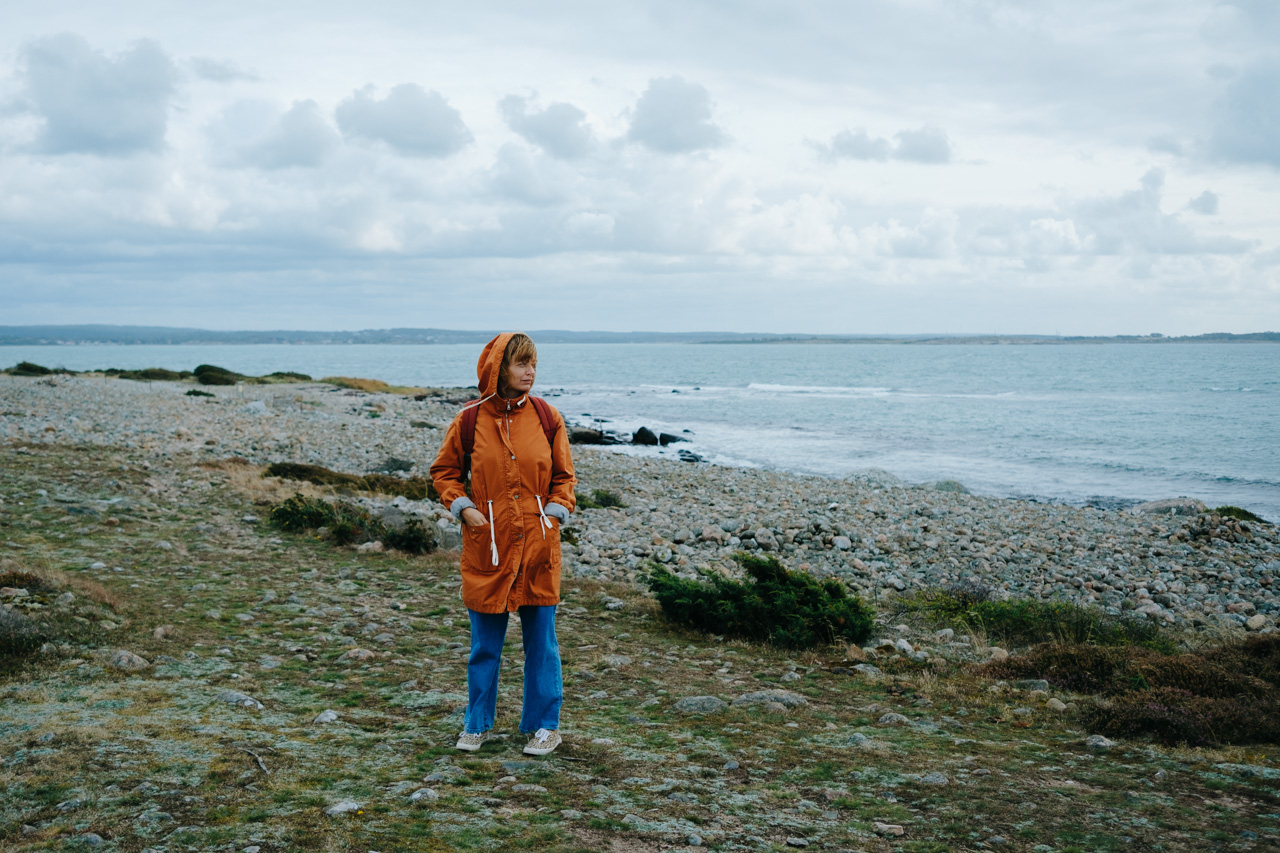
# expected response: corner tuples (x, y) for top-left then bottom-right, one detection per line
(1246, 614), (1267, 631)
(1047, 698), (1068, 712)
(988, 647), (1010, 662)
(1014, 679), (1050, 692)
(78, 833), (105, 846)
(844, 644), (866, 662)
(674, 696), (727, 714)
(920, 772), (949, 785)
(561, 808), (583, 819)
(878, 712), (910, 726)
(216, 689), (264, 710)
(241, 514), (259, 523)
(409, 788), (439, 803)
(831, 535), (852, 550)
(723, 760), (740, 771)
(848, 732), (871, 746)
(873, 822), (905, 836)
(153, 625), (175, 640)
(512, 784), (547, 793)
(603, 654), (632, 667)
(324, 800), (361, 816)
(853, 663), (883, 677)
(785, 839), (810, 848)
(731, 689), (808, 709)
(313, 709), (339, 724)
(341, 648), (376, 661)
(108, 650), (150, 671)
(1085, 734), (1116, 751)
(356, 541), (384, 553)
(687, 833), (703, 847)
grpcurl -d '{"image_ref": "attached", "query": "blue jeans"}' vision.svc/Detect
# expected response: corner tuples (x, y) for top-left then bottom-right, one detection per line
(464, 605), (562, 735)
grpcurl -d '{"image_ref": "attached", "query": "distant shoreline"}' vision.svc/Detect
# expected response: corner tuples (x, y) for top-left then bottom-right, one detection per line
(1, 325), (1277, 346)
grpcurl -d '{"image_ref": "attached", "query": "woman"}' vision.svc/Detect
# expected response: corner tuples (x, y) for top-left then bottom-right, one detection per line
(430, 332), (576, 755)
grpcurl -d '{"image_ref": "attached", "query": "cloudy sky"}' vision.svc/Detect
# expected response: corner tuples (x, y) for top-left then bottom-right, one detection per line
(2, 0), (1278, 335)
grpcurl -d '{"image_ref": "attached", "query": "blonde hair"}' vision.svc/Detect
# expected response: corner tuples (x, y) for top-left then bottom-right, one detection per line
(498, 333), (537, 393)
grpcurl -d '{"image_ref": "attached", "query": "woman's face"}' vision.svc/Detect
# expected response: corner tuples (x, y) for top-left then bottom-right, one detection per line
(502, 356), (536, 397)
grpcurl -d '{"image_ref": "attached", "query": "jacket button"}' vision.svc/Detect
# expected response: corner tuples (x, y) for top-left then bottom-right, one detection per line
(513, 494), (519, 499)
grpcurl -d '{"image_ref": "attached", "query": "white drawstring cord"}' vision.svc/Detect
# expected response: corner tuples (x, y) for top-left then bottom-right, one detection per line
(458, 392), (496, 414)
(486, 500), (499, 566)
(535, 496), (553, 539)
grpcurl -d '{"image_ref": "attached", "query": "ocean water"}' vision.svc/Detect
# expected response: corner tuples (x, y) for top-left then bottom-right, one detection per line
(5, 342), (1278, 521)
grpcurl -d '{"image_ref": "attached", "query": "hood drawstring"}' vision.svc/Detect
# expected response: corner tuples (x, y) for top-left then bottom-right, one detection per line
(535, 496), (553, 539)
(459, 393), (496, 415)
(486, 500), (499, 566)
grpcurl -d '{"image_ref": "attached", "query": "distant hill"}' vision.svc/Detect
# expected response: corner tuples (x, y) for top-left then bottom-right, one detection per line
(0, 325), (1276, 345)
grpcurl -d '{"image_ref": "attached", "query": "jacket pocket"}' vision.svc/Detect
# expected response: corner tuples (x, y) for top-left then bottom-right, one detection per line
(461, 522), (500, 573)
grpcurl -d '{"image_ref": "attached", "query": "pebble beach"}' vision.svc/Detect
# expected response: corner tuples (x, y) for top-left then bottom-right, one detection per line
(4, 373), (1276, 632)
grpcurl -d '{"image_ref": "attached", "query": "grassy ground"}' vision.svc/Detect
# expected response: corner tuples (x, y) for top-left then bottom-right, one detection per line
(1, 441), (1278, 852)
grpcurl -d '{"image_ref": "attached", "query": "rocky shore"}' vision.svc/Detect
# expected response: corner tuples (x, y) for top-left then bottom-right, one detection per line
(3, 373), (1276, 632)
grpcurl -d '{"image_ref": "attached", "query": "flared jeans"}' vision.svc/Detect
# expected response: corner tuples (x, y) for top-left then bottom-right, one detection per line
(463, 604), (563, 735)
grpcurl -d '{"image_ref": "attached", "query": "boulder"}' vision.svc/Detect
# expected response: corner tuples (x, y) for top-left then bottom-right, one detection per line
(1131, 498), (1207, 517)
(632, 427), (659, 446)
(732, 689), (808, 709)
(658, 432), (687, 445)
(569, 427), (615, 445)
(674, 696), (727, 715)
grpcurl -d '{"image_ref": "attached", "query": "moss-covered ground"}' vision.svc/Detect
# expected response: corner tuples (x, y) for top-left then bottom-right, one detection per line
(1, 441), (1277, 852)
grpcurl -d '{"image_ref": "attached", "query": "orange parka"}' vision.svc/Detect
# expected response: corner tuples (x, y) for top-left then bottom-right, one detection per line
(430, 333), (577, 613)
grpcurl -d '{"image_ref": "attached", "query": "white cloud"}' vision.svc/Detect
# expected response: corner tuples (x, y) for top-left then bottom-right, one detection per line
(335, 84), (472, 158)
(1207, 58), (1280, 169)
(1188, 190), (1219, 215)
(813, 125), (952, 163)
(625, 75), (726, 153)
(18, 33), (176, 155)
(210, 100), (340, 169)
(500, 94), (594, 159)
(189, 57), (258, 83)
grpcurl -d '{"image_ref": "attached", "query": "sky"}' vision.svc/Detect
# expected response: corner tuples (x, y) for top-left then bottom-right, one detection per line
(1, 0), (1279, 335)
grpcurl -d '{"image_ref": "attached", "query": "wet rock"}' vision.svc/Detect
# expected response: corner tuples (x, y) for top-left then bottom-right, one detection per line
(632, 427), (659, 446)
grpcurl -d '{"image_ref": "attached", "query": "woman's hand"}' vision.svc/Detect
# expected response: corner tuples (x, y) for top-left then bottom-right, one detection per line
(461, 507), (487, 527)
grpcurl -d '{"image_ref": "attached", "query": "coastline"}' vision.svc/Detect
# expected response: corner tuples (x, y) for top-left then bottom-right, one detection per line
(2, 373), (1276, 632)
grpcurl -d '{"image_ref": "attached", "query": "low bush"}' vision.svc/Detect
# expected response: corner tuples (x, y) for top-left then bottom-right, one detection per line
(1215, 505), (1267, 524)
(264, 462), (437, 502)
(647, 553), (874, 650)
(983, 635), (1280, 746)
(897, 586), (1170, 651)
(6, 362), (56, 376)
(267, 371), (312, 381)
(185, 389), (215, 398)
(0, 567), (109, 662)
(268, 493), (437, 554)
(195, 364), (245, 386)
(576, 489), (627, 509)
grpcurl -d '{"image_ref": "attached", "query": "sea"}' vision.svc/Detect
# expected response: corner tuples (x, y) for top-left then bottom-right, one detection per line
(4, 342), (1278, 522)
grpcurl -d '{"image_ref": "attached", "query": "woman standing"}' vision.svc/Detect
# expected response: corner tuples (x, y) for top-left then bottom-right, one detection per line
(430, 333), (576, 755)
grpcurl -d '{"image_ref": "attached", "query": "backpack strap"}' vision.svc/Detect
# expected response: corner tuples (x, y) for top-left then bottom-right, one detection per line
(529, 396), (559, 448)
(460, 402), (480, 481)
(458, 396), (558, 482)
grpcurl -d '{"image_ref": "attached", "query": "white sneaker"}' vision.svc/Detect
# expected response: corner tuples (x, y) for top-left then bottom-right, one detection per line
(523, 728), (561, 755)
(455, 731), (490, 752)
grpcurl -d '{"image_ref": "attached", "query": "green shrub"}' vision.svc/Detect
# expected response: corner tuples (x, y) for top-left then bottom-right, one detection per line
(185, 389), (215, 398)
(897, 587), (1169, 651)
(268, 493), (436, 554)
(269, 494), (337, 532)
(576, 489), (627, 509)
(1214, 505), (1267, 524)
(382, 518), (438, 555)
(647, 553), (874, 650)
(7, 361), (53, 376)
(264, 462), (437, 502)
(195, 364), (245, 386)
(267, 371), (312, 381)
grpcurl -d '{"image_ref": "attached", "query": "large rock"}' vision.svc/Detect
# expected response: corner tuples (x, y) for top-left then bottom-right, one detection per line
(107, 650), (150, 671)
(569, 427), (617, 445)
(674, 696), (728, 714)
(731, 689), (808, 709)
(1131, 498), (1207, 517)
(632, 426), (659, 446)
(658, 433), (687, 446)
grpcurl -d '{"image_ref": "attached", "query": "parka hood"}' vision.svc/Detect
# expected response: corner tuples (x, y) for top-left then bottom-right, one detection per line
(476, 332), (516, 398)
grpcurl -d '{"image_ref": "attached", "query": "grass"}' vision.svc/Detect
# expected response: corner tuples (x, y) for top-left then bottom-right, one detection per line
(575, 489), (627, 510)
(264, 461), (438, 502)
(321, 376), (427, 394)
(1, 439), (1278, 853)
(894, 582), (1173, 651)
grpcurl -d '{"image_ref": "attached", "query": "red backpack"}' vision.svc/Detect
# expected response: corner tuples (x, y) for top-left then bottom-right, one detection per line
(459, 396), (559, 481)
